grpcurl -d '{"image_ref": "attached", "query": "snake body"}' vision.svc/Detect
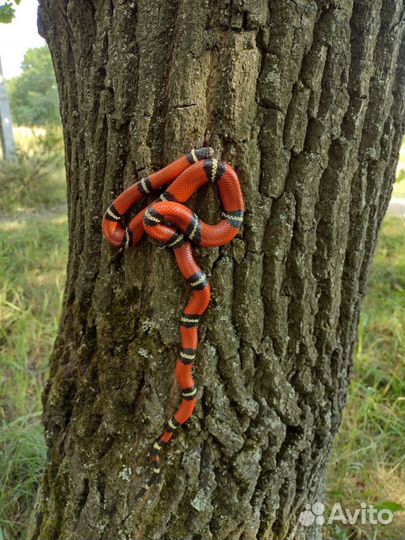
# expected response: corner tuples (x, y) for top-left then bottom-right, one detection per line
(102, 147), (244, 490)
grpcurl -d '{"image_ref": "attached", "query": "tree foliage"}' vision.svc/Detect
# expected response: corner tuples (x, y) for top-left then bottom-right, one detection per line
(7, 46), (60, 126)
(0, 0), (20, 23)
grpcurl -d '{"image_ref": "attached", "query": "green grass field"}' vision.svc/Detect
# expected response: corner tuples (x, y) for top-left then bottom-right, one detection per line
(0, 141), (404, 539)
(0, 137), (67, 539)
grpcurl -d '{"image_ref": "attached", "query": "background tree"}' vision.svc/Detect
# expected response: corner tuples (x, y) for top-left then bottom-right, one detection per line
(0, 0), (20, 23)
(30, 1), (405, 539)
(0, 55), (16, 158)
(7, 46), (59, 126)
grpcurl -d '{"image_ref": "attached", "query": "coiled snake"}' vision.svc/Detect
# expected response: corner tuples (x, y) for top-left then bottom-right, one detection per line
(102, 147), (244, 492)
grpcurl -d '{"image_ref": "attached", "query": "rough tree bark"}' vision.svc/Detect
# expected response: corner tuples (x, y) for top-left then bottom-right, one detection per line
(31, 1), (405, 539)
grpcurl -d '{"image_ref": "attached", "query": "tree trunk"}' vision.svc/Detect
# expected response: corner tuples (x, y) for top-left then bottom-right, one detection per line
(0, 56), (16, 159)
(32, 1), (405, 539)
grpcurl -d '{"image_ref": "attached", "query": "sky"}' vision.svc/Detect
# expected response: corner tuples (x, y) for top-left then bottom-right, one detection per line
(0, 1), (45, 80)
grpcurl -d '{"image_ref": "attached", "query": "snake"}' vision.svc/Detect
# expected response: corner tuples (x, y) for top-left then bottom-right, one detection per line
(102, 147), (244, 492)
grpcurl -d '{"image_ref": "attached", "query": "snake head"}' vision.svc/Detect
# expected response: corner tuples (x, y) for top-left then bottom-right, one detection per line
(188, 147), (214, 162)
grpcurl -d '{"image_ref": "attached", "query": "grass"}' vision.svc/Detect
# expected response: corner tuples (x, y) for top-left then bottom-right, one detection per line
(0, 127), (65, 214)
(0, 130), (404, 539)
(0, 128), (67, 540)
(393, 142), (405, 197)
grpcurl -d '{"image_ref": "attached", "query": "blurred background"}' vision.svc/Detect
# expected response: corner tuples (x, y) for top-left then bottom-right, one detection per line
(0, 3), (404, 540)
